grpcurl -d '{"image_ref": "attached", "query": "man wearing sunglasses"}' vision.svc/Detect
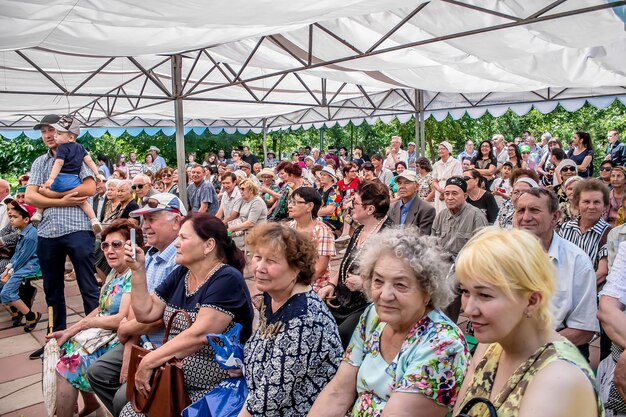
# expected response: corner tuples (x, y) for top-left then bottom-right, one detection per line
(87, 193), (186, 416)
(131, 174), (154, 205)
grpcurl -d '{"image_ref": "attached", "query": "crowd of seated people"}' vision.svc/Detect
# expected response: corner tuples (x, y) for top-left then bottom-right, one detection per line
(2, 115), (625, 416)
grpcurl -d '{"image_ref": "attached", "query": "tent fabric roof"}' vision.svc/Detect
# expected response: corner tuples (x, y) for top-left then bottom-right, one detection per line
(1, 0), (625, 134)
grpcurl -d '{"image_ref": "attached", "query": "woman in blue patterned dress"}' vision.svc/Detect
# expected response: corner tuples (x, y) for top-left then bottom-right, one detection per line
(239, 222), (343, 416)
(308, 227), (470, 417)
(48, 219), (143, 417)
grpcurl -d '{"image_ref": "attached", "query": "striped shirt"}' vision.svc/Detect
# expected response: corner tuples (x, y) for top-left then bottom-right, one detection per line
(126, 162), (143, 179)
(557, 218), (611, 269)
(28, 150), (94, 238)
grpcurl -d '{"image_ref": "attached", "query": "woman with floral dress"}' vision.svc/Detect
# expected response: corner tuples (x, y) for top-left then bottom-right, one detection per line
(48, 219), (143, 417)
(308, 228), (469, 417)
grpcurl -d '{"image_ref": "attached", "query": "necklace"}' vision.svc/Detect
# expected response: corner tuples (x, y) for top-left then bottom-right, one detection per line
(185, 262), (225, 297)
(339, 215), (387, 283)
(468, 189), (482, 200)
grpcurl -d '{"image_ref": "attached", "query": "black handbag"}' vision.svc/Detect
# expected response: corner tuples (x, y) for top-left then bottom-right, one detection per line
(456, 397), (498, 417)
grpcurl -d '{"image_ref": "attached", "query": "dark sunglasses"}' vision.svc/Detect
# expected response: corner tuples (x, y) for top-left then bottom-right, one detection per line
(600, 167), (612, 172)
(463, 176), (473, 181)
(561, 166), (577, 172)
(131, 184), (145, 190)
(161, 173), (172, 178)
(146, 198), (179, 213)
(101, 240), (124, 251)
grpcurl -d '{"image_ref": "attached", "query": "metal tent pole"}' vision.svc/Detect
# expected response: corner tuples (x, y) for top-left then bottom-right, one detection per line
(262, 118), (268, 165)
(414, 90), (420, 157)
(172, 54), (188, 208)
(419, 90), (426, 158)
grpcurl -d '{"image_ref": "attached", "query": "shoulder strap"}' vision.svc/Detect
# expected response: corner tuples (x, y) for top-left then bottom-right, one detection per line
(162, 309), (193, 345)
(600, 225), (612, 249)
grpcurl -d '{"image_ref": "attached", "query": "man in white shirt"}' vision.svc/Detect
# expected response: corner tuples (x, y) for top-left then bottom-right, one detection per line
(514, 188), (599, 360)
(0, 179), (10, 229)
(371, 154), (393, 186)
(492, 134), (508, 169)
(215, 172), (241, 224)
(384, 136), (409, 171)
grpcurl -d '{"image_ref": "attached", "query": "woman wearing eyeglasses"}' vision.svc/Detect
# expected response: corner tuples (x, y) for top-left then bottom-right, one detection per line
(554, 159), (579, 205)
(156, 167), (178, 195)
(287, 187), (336, 296)
(47, 219), (143, 417)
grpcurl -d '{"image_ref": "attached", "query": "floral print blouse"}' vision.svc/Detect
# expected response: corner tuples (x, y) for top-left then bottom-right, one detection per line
(344, 305), (469, 416)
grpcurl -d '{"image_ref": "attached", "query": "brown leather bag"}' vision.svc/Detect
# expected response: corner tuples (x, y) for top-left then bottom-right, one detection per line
(126, 310), (192, 417)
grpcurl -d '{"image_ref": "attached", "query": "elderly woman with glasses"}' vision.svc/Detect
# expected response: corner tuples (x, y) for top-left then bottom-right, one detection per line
(47, 219), (143, 417)
(308, 228), (469, 417)
(287, 187), (336, 295)
(156, 167), (177, 195)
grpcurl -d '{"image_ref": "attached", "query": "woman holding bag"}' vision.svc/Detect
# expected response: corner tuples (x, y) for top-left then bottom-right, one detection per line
(118, 213), (254, 417)
(48, 219), (143, 417)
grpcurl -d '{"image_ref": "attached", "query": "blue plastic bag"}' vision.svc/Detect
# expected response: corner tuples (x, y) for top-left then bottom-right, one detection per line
(205, 323), (245, 370)
(182, 377), (248, 417)
(182, 324), (248, 417)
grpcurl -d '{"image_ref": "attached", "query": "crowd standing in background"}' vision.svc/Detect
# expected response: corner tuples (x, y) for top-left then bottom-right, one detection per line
(2, 114), (626, 416)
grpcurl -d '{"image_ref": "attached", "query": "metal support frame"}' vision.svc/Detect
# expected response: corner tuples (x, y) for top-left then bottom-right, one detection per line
(172, 55), (188, 208)
(1, 0), (625, 131)
(414, 89), (426, 157)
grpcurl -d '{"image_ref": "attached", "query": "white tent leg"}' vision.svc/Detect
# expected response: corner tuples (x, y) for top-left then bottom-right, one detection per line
(172, 54), (188, 208)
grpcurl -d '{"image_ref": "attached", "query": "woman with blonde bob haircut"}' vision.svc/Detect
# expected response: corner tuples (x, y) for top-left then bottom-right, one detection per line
(453, 227), (603, 417)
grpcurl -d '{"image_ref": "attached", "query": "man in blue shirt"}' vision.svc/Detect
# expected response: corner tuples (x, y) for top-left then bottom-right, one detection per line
(388, 171), (435, 235)
(148, 146), (167, 170)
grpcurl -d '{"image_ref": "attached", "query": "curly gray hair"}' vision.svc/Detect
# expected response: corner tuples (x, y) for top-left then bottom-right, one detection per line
(358, 227), (456, 310)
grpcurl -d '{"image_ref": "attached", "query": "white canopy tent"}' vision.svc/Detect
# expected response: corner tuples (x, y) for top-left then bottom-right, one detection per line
(1, 0), (626, 200)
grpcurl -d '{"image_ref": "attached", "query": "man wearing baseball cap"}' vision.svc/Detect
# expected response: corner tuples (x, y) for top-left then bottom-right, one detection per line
(2, 199), (42, 331)
(431, 176), (487, 321)
(388, 170), (435, 235)
(25, 114), (100, 358)
(88, 193), (186, 415)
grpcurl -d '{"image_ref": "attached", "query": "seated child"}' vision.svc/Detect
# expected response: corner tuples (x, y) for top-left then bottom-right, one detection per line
(1, 199), (42, 332)
(34, 115), (102, 233)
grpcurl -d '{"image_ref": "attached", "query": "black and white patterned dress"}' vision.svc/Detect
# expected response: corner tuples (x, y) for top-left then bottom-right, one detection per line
(244, 290), (343, 416)
(119, 265), (254, 417)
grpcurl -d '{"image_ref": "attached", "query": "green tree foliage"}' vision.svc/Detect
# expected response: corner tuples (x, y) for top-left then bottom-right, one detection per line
(2, 100), (625, 180)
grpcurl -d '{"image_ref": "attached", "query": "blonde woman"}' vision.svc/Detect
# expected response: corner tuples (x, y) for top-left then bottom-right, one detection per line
(453, 227), (603, 417)
(228, 179), (268, 247)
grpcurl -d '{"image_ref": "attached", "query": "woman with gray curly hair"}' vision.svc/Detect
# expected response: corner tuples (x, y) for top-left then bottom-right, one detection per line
(308, 227), (470, 417)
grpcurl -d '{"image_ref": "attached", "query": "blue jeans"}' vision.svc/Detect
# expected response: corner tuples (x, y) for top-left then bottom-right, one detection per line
(50, 173), (81, 193)
(0, 272), (23, 303)
(38, 231), (99, 331)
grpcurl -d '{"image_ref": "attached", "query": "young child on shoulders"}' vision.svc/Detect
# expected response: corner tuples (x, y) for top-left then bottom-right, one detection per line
(33, 115), (103, 233)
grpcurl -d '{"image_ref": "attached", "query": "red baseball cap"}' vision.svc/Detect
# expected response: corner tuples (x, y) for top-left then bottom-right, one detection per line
(7, 199), (36, 218)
